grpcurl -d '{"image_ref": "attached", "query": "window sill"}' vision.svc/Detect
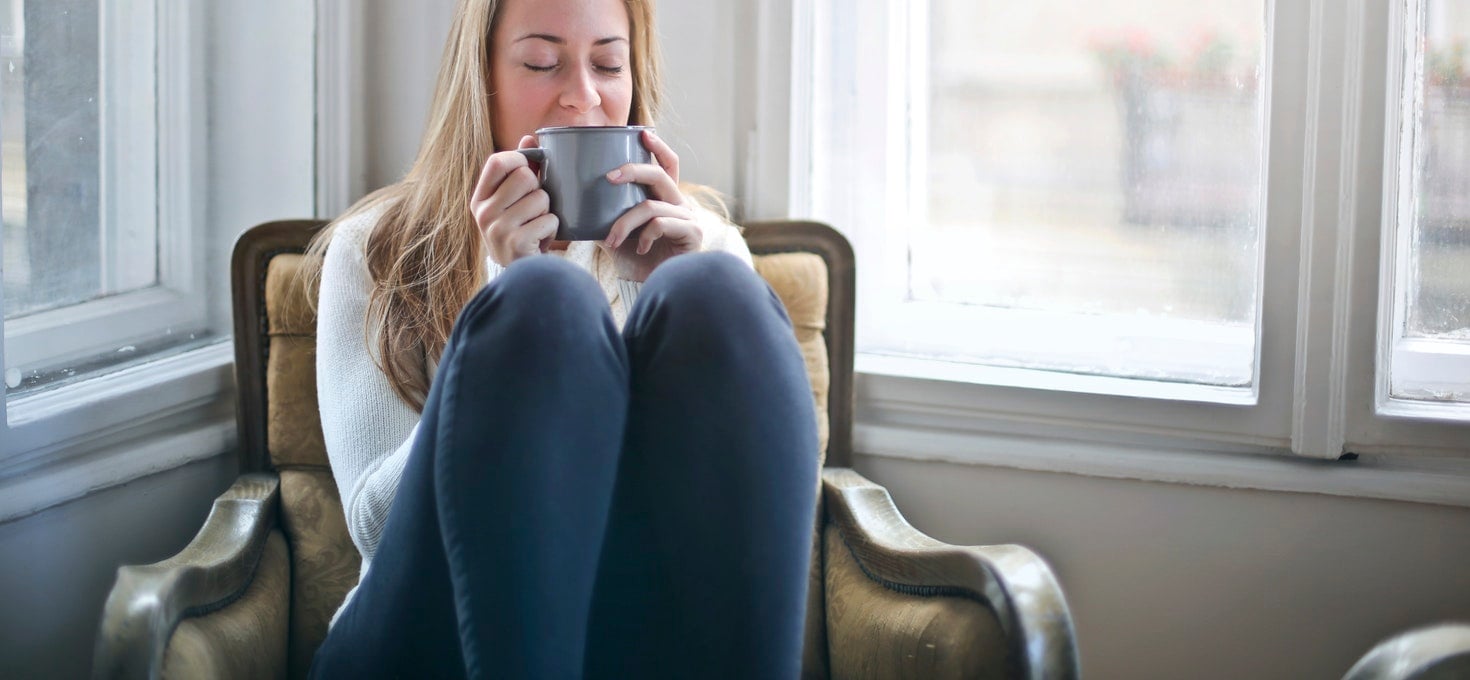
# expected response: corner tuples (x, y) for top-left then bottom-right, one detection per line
(856, 364), (1470, 509)
(0, 342), (237, 522)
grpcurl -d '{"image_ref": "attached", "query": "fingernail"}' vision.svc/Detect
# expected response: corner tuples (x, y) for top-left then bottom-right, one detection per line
(606, 169), (622, 182)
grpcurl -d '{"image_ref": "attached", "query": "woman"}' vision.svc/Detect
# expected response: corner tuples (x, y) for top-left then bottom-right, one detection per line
(305, 0), (818, 677)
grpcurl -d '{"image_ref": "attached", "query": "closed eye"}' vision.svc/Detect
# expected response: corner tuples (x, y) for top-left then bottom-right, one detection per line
(523, 62), (557, 73)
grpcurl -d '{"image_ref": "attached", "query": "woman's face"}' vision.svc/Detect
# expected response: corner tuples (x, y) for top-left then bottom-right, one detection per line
(490, 0), (635, 150)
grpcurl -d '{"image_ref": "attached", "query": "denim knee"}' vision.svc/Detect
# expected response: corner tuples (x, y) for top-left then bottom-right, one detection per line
(454, 255), (610, 342)
(635, 252), (786, 330)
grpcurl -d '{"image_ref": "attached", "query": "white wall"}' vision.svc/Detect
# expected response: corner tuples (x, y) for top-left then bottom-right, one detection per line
(358, 0), (745, 204)
(0, 455), (235, 679)
(859, 455), (1470, 679)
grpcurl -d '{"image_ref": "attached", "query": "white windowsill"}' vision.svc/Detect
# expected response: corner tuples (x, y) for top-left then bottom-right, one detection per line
(0, 342), (238, 523)
(856, 365), (1470, 509)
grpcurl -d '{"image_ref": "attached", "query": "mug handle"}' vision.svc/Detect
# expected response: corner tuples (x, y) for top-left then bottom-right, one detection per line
(516, 148), (546, 164)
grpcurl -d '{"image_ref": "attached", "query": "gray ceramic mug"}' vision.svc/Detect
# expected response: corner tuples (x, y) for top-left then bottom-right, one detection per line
(516, 125), (653, 241)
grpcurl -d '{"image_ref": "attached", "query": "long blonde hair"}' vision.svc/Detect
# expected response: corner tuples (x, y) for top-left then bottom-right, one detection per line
(303, 0), (664, 412)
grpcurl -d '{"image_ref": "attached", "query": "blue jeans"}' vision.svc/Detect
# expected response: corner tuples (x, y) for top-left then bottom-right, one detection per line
(310, 253), (819, 679)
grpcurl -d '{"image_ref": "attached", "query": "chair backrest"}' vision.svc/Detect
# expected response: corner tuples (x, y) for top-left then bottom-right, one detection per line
(230, 218), (856, 474)
(229, 218), (855, 677)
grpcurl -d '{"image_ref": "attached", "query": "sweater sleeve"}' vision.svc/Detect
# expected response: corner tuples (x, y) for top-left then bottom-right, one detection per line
(316, 211), (421, 561)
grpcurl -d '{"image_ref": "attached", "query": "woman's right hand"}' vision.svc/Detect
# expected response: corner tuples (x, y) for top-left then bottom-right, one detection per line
(470, 135), (559, 267)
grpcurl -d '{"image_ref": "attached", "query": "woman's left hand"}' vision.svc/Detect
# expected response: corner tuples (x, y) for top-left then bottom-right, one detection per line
(600, 129), (703, 282)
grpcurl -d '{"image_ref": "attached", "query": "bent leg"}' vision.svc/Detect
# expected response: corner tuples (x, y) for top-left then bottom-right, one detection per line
(586, 253), (820, 679)
(312, 256), (629, 679)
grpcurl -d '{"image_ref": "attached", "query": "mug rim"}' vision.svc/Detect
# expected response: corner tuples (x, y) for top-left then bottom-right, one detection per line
(534, 125), (653, 135)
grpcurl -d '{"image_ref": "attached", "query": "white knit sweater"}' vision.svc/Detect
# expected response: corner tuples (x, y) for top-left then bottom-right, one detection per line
(317, 204), (752, 625)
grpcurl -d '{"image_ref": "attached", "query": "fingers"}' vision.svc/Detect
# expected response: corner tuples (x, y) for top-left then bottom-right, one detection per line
(603, 200), (700, 254)
(641, 129), (679, 183)
(468, 144), (553, 265)
(524, 212), (559, 254)
(471, 148), (532, 205)
(606, 130), (682, 203)
(606, 162), (682, 204)
(471, 167), (541, 228)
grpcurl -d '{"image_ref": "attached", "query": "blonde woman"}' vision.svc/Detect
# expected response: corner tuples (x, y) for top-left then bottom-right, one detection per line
(306, 0), (818, 677)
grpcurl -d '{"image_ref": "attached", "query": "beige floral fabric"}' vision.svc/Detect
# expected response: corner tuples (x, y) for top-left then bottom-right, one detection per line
(278, 469), (361, 679)
(162, 530), (290, 680)
(823, 525), (1009, 679)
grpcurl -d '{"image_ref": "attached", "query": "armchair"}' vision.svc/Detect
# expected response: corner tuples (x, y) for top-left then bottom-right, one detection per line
(1343, 623), (1470, 679)
(94, 218), (1080, 679)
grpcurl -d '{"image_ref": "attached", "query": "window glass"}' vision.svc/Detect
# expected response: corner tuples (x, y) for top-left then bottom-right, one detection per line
(1407, 0), (1470, 341)
(914, 0), (1266, 385)
(2, 0), (140, 320)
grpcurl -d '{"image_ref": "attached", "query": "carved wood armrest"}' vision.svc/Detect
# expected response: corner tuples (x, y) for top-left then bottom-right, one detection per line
(1344, 623), (1470, 680)
(822, 467), (1081, 680)
(93, 473), (281, 679)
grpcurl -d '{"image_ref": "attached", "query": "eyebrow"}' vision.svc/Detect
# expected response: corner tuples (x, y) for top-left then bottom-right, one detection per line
(514, 34), (629, 47)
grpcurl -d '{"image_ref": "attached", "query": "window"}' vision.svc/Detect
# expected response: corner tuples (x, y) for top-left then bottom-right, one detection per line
(1382, 0), (1470, 409)
(802, 0), (1470, 457)
(0, 0), (315, 475)
(2, 0), (208, 397)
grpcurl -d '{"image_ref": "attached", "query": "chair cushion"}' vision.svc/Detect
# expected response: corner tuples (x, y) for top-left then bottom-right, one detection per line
(823, 524), (1008, 679)
(266, 254), (328, 469)
(162, 530), (290, 680)
(278, 469), (361, 679)
(752, 252), (831, 461)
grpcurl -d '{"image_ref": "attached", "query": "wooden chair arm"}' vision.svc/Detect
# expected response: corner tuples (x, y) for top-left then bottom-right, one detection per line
(1343, 623), (1470, 680)
(93, 473), (281, 679)
(822, 467), (1080, 680)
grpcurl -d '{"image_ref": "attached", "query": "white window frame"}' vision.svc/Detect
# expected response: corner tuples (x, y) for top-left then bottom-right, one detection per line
(1378, 0), (1470, 411)
(0, 0), (320, 515)
(783, 0), (1470, 468)
(3, 0), (206, 385)
(0, 0), (216, 473)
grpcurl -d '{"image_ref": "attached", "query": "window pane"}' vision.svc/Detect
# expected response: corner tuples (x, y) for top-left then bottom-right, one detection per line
(1408, 0), (1470, 340)
(917, 0), (1266, 384)
(2, 0), (153, 321)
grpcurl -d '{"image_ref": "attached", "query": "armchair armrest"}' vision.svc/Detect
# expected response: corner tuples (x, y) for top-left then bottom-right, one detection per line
(822, 468), (1080, 680)
(93, 473), (281, 679)
(1343, 623), (1470, 680)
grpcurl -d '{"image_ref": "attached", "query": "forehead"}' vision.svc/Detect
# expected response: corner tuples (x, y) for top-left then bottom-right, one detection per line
(494, 0), (631, 41)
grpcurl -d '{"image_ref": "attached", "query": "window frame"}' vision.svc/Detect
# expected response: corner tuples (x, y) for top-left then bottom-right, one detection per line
(1, 0), (212, 468)
(790, 0), (1470, 462)
(3, 0), (208, 386)
(1377, 0), (1470, 413)
(882, 0), (1262, 401)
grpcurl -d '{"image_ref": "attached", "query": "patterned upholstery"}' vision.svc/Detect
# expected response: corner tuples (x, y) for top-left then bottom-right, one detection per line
(822, 525), (1009, 679)
(277, 469), (359, 678)
(161, 531), (290, 679)
(264, 255), (328, 469)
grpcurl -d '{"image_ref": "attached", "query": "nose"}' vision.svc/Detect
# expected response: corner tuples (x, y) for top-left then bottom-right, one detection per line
(558, 65), (602, 115)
